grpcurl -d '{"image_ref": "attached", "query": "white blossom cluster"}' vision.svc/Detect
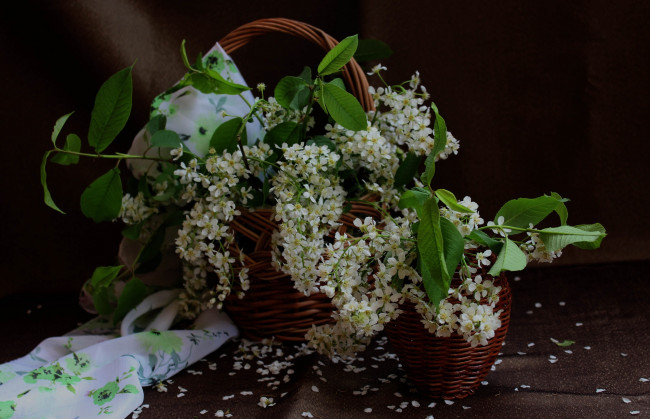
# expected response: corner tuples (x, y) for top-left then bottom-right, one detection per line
(367, 71), (459, 160)
(269, 142), (347, 295)
(119, 192), (159, 225)
(257, 97), (314, 132)
(172, 144), (272, 317)
(406, 270), (503, 348)
(305, 195), (502, 356)
(324, 70), (460, 206)
(307, 215), (413, 357)
(440, 196), (484, 238)
(522, 229), (563, 263)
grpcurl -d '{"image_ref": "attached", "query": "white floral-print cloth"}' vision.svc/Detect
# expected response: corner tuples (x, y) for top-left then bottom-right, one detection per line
(0, 291), (239, 418)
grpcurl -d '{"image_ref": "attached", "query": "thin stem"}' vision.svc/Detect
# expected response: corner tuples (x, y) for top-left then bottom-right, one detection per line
(52, 148), (170, 162)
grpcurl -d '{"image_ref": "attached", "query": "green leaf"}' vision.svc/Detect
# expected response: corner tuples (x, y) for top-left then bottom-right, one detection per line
(113, 277), (148, 323)
(210, 117), (243, 154)
(51, 111), (74, 146)
(40, 151), (65, 214)
(435, 189), (473, 213)
(416, 197), (450, 308)
(420, 152), (436, 188)
(88, 67), (133, 153)
(322, 82), (367, 131)
(265, 121), (301, 148)
(194, 51), (205, 72)
(90, 265), (123, 289)
(318, 34), (359, 76)
(354, 39), (393, 62)
(467, 230), (504, 253)
(488, 238), (527, 275)
(552, 339), (576, 347)
(398, 188), (430, 211)
(180, 39), (192, 70)
(430, 102), (448, 158)
(328, 78), (345, 90)
(394, 152), (421, 189)
(419, 101), (446, 188)
(572, 223), (606, 250)
(150, 130), (181, 149)
(494, 195), (561, 231)
(204, 69), (250, 95)
(538, 224), (606, 252)
(550, 192), (569, 225)
(440, 217), (465, 275)
(298, 66), (312, 83)
(92, 287), (113, 316)
(147, 115), (167, 135)
(80, 168), (123, 222)
(51, 134), (81, 166)
(274, 76), (310, 110)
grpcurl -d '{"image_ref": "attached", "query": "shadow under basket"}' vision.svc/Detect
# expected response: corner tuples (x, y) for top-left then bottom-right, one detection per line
(385, 273), (512, 399)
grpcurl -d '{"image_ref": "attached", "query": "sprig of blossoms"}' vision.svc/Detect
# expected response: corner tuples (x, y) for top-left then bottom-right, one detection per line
(172, 144), (271, 317)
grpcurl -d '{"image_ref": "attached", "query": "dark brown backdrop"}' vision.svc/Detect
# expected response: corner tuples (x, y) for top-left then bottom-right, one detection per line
(1, 0), (648, 298)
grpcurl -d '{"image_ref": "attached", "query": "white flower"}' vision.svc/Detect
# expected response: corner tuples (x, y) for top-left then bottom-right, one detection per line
(477, 249), (492, 266)
(258, 396), (275, 408)
(367, 64), (387, 75)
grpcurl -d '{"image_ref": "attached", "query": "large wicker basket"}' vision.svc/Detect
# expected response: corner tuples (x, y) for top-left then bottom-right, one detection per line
(217, 18), (377, 342)
(385, 271), (512, 399)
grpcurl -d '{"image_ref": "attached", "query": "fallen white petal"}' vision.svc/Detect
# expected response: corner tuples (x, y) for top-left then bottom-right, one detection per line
(623, 398), (631, 403)
(444, 400), (454, 405)
(640, 378), (649, 382)
(596, 389), (606, 393)
(364, 408), (372, 413)
(576, 322), (583, 327)
(311, 385), (319, 393)
(630, 411), (640, 415)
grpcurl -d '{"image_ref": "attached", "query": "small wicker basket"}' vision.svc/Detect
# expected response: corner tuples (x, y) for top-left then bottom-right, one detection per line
(385, 271), (512, 399)
(216, 18), (377, 342)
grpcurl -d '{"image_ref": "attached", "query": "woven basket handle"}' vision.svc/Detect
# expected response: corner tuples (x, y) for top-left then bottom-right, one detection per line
(219, 17), (374, 111)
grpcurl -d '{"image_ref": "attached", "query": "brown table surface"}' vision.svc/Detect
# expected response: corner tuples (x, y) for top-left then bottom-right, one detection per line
(1, 260), (649, 418)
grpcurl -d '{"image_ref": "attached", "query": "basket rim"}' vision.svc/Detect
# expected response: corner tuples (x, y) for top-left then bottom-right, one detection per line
(218, 17), (374, 112)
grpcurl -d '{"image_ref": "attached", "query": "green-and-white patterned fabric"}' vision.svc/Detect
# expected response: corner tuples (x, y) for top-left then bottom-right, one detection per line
(0, 291), (238, 418)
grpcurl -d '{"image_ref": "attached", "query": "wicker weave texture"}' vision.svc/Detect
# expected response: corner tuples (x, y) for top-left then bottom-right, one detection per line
(385, 273), (512, 399)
